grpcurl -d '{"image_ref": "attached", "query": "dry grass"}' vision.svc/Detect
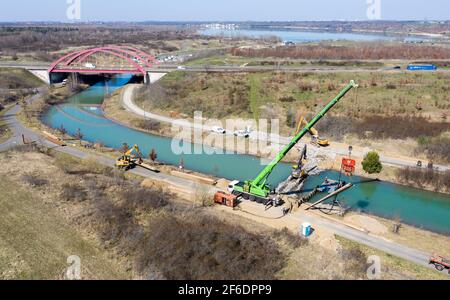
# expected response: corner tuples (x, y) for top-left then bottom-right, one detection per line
(336, 236), (449, 280)
(0, 148), (293, 280)
(396, 167), (450, 193)
(0, 68), (43, 89)
(139, 71), (450, 125)
(231, 43), (450, 60)
(0, 176), (128, 279)
(1, 147), (447, 280)
(135, 212), (286, 280)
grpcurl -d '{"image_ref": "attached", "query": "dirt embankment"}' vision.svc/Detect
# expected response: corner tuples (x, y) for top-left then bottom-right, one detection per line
(2, 146), (446, 279)
(0, 147), (294, 280)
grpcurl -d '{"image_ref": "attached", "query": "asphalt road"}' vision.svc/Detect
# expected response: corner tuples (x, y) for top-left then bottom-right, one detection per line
(0, 61), (50, 70)
(4, 60), (450, 74)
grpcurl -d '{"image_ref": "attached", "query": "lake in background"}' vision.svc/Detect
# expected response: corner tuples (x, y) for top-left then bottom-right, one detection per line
(199, 28), (427, 43)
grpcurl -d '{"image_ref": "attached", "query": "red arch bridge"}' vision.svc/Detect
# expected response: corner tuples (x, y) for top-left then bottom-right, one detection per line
(48, 45), (159, 83)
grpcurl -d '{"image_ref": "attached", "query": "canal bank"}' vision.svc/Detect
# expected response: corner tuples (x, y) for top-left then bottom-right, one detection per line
(41, 76), (450, 235)
(4, 72), (449, 279)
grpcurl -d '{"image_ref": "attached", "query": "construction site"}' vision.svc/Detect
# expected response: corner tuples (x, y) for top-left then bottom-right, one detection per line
(1, 4), (450, 283)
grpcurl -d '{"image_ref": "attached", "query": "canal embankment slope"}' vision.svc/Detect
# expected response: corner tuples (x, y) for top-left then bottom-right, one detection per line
(116, 83), (450, 193)
(2, 87), (450, 277)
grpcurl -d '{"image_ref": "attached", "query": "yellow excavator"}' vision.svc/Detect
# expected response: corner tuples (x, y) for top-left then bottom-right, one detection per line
(295, 114), (330, 147)
(116, 144), (143, 170)
(292, 144), (308, 179)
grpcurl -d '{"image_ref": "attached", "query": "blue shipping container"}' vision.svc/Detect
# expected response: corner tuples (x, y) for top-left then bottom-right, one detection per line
(407, 64), (437, 71)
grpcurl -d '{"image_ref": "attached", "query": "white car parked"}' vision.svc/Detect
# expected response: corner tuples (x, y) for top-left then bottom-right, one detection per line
(234, 130), (250, 138)
(211, 126), (226, 134)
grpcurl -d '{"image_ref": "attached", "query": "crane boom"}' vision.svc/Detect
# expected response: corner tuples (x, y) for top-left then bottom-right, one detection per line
(233, 80), (358, 200)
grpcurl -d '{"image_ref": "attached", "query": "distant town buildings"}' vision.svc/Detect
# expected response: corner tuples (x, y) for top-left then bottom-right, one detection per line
(203, 23), (238, 30)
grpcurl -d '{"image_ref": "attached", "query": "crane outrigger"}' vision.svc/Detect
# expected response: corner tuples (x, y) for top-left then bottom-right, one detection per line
(231, 80), (358, 204)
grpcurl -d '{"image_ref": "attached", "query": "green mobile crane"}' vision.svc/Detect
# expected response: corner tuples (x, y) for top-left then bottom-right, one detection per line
(232, 80), (358, 203)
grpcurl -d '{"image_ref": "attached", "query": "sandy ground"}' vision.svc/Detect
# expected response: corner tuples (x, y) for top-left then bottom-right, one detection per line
(344, 215), (388, 235)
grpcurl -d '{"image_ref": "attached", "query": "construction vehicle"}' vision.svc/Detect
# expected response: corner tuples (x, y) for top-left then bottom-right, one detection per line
(214, 191), (238, 208)
(429, 254), (450, 273)
(116, 144), (143, 170)
(230, 81), (358, 204)
(295, 115), (330, 147)
(291, 144), (308, 179)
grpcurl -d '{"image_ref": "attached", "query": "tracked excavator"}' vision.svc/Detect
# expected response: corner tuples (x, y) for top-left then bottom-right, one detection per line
(291, 144), (308, 180)
(116, 144), (143, 170)
(295, 115), (330, 147)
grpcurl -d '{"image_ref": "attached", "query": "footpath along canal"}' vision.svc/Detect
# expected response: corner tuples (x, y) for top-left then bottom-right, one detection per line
(42, 75), (450, 234)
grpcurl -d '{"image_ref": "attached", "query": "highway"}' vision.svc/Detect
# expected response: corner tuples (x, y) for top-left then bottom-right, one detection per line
(0, 61), (50, 70)
(1, 91), (448, 277)
(3, 60), (450, 74)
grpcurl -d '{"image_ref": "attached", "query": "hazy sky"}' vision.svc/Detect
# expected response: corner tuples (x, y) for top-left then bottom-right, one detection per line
(0, 0), (449, 22)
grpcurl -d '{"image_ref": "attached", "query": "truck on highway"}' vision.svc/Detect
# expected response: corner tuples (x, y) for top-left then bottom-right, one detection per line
(407, 64), (437, 71)
(84, 62), (96, 69)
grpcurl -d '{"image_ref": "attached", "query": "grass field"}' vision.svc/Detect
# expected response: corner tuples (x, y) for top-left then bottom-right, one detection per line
(1, 147), (446, 279)
(148, 70), (450, 122)
(335, 236), (449, 280)
(0, 105), (13, 144)
(136, 70), (450, 163)
(186, 54), (388, 68)
(0, 68), (44, 90)
(0, 177), (128, 279)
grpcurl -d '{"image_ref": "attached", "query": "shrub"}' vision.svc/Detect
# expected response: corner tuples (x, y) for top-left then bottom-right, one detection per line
(135, 213), (286, 280)
(120, 185), (169, 212)
(362, 151), (383, 174)
(89, 197), (142, 249)
(133, 119), (161, 132)
(416, 136), (450, 164)
(279, 96), (296, 103)
(275, 227), (308, 249)
(61, 183), (88, 202)
(339, 247), (368, 278)
(396, 167), (450, 192)
(21, 174), (48, 187)
(230, 44), (450, 60)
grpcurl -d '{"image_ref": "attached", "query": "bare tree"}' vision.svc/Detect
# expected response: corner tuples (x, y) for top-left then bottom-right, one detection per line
(149, 149), (158, 162)
(74, 128), (83, 145)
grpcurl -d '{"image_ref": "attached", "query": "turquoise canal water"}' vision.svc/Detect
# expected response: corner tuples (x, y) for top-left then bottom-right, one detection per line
(199, 28), (426, 43)
(42, 75), (450, 234)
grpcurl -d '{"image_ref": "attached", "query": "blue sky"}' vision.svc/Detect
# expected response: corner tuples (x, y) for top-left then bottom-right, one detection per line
(0, 0), (449, 22)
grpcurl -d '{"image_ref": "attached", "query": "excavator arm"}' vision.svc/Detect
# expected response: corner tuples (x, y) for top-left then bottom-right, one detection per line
(116, 144), (143, 169)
